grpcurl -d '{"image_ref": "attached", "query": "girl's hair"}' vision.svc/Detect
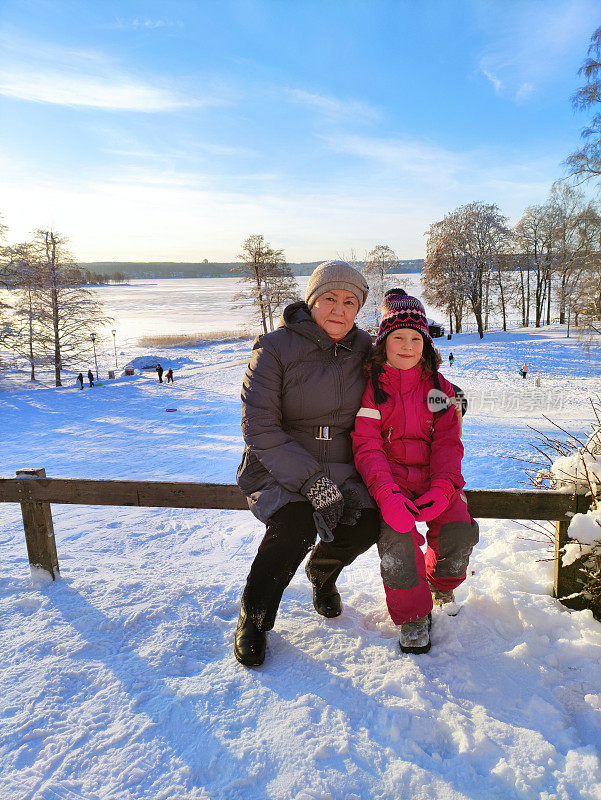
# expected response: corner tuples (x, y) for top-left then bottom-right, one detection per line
(364, 334), (443, 404)
(364, 336), (442, 377)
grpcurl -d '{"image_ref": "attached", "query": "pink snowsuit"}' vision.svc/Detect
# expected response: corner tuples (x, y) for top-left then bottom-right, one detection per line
(352, 363), (479, 624)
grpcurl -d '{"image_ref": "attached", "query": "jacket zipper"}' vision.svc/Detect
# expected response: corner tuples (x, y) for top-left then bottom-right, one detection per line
(333, 342), (342, 427)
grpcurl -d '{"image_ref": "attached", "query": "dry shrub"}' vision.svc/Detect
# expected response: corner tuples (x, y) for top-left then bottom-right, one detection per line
(137, 330), (254, 347)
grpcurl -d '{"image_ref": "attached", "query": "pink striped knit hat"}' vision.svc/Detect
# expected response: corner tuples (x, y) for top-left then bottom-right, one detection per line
(375, 288), (432, 345)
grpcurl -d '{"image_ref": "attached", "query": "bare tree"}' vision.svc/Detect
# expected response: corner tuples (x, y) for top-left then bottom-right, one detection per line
(0, 214), (14, 359)
(422, 220), (466, 333)
(566, 26), (601, 184)
(424, 203), (509, 338)
(4, 242), (47, 381)
(491, 250), (516, 332)
(263, 249), (299, 331)
(548, 183), (601, 324)
(573, 257), (601, 338)
(0, 212), (9, 270)
(31, 230), (112, 386)
(232, 234), (298, 334)
(514, 186), (601, 329)
(363, 245), (400, 324)
(514, 205), (556, 328)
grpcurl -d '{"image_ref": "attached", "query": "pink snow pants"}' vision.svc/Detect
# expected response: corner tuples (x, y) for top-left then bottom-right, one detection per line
(377, 490), (479, 625)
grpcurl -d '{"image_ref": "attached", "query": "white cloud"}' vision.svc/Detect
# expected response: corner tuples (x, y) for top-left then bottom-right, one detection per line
(323, 133), (464, 187)
(0, 69), (194, 111)
(515, 82), (535, 102)
(476, 0), (599, 102)
(104, 142), (255, 160)
(481, 69), (502, 93)
(114, 19), (184, 30)
(0, 35), (219, 112)
(286, 89), (380, 123)
(0, 137), (560, 264)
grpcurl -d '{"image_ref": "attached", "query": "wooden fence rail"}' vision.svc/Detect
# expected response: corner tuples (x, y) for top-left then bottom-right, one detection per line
(0, 470), (593, 615)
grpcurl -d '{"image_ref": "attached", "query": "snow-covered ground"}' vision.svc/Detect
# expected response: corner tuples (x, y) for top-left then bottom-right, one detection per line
(1, 280), (600, 800)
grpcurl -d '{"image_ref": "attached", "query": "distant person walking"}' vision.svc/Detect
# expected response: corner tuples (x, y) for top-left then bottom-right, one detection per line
(449, 352), (455, 367)
(520, 362), (528, 379)
(166, 368), (174, 383)
(87, 370), (94, 387)
(76, 373), (84, 390)
(156, 364), (164, 383)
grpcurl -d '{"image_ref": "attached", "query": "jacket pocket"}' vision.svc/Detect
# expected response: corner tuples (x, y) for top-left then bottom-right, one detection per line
(236, 447), (267, 493)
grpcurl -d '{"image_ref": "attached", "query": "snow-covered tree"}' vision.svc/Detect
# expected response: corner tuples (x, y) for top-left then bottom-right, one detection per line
(0, 214), (14, 360)
(4, 242), (47, 381)
(423, 203), (510, 338)
(548, 183), (601, 325)
(30, 230), (112, 386)
(422, 220), (467, 333)
(514, 186), (601, 329)
(573, 258), (601, 340)
(232, 234), (299, 334)
(514, 204), (557, 328)
(363, 244), (400, 324)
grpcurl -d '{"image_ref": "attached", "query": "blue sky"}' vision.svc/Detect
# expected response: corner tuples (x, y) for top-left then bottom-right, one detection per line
(0, 0), (598, 262)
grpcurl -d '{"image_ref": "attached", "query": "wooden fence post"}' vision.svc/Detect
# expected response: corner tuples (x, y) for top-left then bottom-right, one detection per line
(553, 518), (588, 612)
(16, 468), (59, 580)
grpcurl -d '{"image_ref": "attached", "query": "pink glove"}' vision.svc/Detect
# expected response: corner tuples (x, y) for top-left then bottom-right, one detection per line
(374, 484), (419, 533)
(414, 488), (449, 522)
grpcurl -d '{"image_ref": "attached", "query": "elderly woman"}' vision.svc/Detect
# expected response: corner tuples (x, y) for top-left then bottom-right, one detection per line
(235, 260), (380, 666)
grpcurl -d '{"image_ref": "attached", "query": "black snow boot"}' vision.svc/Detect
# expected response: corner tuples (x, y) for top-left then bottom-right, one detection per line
(234, 608), (266, 667)
(312, 587), (342, 618)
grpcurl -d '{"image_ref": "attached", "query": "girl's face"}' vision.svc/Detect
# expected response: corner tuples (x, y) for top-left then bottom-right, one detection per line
(311, 289), (360, 340)
(385, 328), (424, 370)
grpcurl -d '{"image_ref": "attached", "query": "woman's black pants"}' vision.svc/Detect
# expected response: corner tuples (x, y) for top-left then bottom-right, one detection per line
(241, 501), (380, 632)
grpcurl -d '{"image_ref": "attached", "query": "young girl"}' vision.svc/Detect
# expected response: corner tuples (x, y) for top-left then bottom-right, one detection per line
(352, 289), (479, 654)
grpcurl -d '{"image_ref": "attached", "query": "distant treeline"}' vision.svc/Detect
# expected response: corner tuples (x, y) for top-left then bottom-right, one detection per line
(79, 260), (425, 279)
(79, 269), (128, 285)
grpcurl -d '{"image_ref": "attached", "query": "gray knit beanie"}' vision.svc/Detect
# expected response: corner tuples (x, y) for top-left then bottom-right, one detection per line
(305, 260), (369, 309)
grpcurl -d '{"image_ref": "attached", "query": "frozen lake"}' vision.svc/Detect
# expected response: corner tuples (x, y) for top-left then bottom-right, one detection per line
(91, 274), (425, 343)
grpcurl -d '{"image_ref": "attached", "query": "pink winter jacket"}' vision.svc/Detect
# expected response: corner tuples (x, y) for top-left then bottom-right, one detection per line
(351, 364), (465, 501)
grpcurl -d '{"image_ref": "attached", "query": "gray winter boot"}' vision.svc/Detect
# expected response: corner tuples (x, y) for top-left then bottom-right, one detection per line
(399, 614), (431, 654)
(428, 581), (459, 616)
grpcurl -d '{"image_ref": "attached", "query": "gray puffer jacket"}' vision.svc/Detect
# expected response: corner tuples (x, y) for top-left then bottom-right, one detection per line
(237, 301), (375, 523)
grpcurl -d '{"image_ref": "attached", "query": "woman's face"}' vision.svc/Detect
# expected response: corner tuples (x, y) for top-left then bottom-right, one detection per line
(310, 289), (360, 340)
(385, 328), (424, 370)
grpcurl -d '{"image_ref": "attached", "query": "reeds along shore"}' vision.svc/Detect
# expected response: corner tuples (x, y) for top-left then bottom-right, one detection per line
(137, 330), (253, 347)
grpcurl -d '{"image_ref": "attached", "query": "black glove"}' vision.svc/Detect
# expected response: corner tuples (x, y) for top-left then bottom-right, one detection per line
(339, 484), (363, 526)
(303, 476), (344, 541)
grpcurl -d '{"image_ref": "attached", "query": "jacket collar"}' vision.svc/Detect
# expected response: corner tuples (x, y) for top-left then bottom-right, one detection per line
(381, 363), (424, 391)
(280, 301), (358, 351)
